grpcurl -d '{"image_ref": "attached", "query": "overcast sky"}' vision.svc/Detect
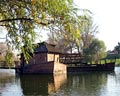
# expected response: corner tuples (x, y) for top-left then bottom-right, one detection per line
(74, 0), (120, 50)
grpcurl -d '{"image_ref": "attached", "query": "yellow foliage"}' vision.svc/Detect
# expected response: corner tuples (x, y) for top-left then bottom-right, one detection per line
(32, 0), (36, 4)
(75, 29), (81, 37)
(64, 23), (71, 32)
(42, 12), (46, 19)
(64, 34), (67, 39)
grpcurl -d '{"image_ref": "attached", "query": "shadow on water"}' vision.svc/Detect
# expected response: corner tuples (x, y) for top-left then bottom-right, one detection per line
(20, 74), (67, 96)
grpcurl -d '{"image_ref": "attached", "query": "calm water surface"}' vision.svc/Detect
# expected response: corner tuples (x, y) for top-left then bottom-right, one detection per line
(0, 67), (120, 96)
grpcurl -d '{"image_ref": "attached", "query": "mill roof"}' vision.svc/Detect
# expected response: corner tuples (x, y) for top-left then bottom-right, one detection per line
(34, 42), (59, 53)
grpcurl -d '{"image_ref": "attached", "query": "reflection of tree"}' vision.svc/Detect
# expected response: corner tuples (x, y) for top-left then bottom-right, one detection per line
(65, 72), (115, 96)
(0, 70), (15, 93)
(20, 74), (67, 96)
(0, 75), (14, 86)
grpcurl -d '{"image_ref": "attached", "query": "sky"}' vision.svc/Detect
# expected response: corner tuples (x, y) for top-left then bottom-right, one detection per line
(74, 0), (120, 50)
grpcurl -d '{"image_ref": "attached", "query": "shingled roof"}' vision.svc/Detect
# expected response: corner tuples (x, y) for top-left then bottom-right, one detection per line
(34, 42), (59, 53)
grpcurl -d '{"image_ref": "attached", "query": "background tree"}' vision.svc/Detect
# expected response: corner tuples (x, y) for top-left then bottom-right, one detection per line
(48, 14), (93, 53)
(80, 15), (98, 49)
(105, 42), (120, 64)
(5, 50), (14, 67)
(47, 27), (79, 53)
(114, 42), (120, 54)
(0, 0), (81, 62)
(83, 38), (106, 63)
(47, 13), (98, 54)
(0, 42), (8, 61)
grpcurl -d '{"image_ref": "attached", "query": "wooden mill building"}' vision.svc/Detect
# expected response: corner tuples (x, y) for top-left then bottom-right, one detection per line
(20, 42), (66, 74)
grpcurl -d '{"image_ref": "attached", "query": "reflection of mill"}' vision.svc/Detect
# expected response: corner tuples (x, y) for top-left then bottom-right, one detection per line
(48, 74), (67, 94)
(20, 74), (67, 96)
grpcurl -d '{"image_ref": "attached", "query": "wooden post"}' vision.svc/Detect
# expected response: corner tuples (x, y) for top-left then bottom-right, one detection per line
(20, 53), (25, 74)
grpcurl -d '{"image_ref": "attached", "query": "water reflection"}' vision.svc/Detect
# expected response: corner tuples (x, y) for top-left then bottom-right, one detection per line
(0, 69), (22, 96)
(48, 72), (117, 96)
(0, 68), (120, 96)
(65, 72), (112, 96)
(20, 74), (67, 96)
(0, 70), (14, 92)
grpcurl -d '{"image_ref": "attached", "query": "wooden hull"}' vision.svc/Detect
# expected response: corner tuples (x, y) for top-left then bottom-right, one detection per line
(17, 61), (66, 75)
(67, 62), (115, 73)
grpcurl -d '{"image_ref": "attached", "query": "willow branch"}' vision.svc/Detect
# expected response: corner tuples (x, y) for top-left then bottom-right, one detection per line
(0, 18), (32, 22)
(0, 18), (54, 26)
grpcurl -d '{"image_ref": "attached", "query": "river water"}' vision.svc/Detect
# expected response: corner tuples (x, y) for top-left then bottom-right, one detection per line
(0, 67), (120, 96)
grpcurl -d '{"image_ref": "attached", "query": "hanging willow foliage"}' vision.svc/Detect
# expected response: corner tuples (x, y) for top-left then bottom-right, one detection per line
(0, 0), (82, 63)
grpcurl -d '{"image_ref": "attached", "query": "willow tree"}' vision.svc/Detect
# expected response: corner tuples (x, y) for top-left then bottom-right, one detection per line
(0, 0), (81, 62)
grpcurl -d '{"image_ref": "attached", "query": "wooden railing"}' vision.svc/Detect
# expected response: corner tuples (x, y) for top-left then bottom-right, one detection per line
(59, 53), (84, 64)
